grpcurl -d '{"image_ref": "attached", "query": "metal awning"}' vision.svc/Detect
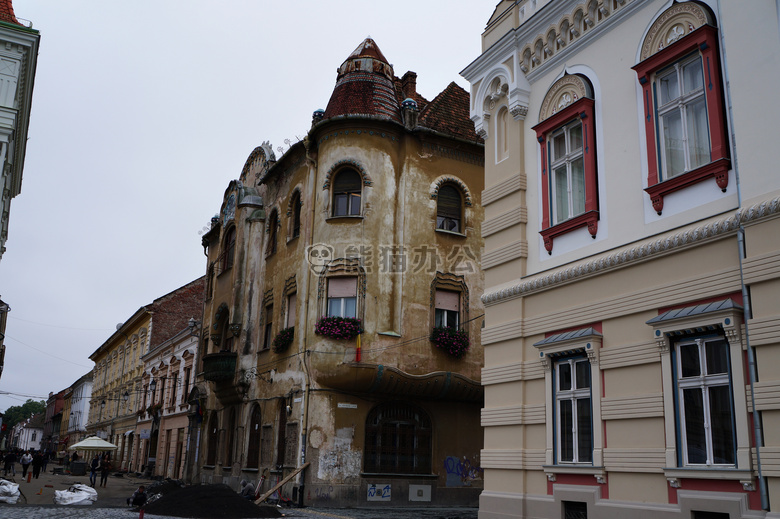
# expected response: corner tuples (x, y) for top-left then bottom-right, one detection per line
(646, 299), (742, 325)
(533, 327), (601, 347)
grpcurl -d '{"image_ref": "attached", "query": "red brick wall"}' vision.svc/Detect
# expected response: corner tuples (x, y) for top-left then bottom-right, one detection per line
(148, 276), (205, 349)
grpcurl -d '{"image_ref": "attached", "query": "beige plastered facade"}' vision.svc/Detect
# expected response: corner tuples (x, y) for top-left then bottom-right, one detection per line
(87, 309), (148, 470)
(463, 1), (780, 518)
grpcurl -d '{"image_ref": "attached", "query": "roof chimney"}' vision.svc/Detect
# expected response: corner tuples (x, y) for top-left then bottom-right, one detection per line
(402, 71), (417, 98)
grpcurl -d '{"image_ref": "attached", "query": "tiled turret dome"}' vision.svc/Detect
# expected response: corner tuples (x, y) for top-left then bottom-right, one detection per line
(323, 38), (402, 123)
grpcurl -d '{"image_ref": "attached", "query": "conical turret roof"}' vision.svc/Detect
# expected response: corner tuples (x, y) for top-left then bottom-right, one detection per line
(0, 0), (20, 25)
(323, 38), (402, 123)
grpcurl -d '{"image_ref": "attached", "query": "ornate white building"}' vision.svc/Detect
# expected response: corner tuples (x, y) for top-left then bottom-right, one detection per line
(463, 1), (780, 518)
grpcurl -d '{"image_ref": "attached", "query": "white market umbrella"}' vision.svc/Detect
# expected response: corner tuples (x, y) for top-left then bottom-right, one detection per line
(68, 436), (118, 451)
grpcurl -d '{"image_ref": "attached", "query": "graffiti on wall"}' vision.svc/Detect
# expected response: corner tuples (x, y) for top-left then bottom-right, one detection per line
(367, 483), (391, 501)
(444, 456), (483, 487)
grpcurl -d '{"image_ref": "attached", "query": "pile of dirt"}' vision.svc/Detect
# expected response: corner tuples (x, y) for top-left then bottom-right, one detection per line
(142, 483), (282, 518)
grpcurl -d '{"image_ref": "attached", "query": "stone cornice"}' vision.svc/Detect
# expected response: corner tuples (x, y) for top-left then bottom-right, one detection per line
(482, 196), (780, 305)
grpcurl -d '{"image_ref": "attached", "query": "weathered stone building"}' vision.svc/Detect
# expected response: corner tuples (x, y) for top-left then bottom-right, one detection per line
(192, 38), (485, 508)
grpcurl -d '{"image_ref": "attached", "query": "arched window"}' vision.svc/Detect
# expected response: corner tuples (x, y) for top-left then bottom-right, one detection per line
(222, 226), (236, 272)
(497, 107), (509, 162)
(247, 405), (262, 469)
(364, 402), (432, 474)
(267, 210), (278, 255)
(206, 412), (218, 466)
(332, 169), (362, 216)
(291, 192), (302, 239)
(532, 73), (598, 254)
(436, 184), (463, 233)
(633, 2), (728, 215)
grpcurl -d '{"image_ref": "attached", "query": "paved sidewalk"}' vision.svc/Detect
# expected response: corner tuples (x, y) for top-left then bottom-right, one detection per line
(0, 466), (477, 519)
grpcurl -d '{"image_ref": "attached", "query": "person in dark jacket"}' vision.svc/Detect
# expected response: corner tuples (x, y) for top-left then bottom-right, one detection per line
(31, 451), (44, 479)
(3, 451), (16, 477)
(89, 455), (100, 487)
(99, 455), (111, 487)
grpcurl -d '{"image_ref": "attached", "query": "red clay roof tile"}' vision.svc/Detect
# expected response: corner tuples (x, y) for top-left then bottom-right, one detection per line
(0, 0), (20, 25)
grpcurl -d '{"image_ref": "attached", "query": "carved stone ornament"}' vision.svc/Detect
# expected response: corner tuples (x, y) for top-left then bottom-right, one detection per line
(538, 74), (591, 123)
(640, 2), (711, 61)
(510, 104), (529, 121)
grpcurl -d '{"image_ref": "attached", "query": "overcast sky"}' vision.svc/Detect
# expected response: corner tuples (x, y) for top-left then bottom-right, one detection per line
(0, 1), (494, 414)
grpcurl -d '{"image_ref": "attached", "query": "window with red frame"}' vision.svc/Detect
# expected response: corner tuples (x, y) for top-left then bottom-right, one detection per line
(633, 5), (729, 215)
(532, 74), (598, 254)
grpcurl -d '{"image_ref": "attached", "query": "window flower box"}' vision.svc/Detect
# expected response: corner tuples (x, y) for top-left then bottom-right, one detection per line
(272, 327), (294, 353)
(146, 403), (162, 416)
(315, 316), (362, 340)
(430, 326), (470, 359)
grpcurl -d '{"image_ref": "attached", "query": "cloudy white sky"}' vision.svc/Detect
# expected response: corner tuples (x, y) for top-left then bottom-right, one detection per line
(0, 1), (495, 413)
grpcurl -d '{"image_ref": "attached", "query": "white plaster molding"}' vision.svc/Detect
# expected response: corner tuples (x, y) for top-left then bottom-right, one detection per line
(482, 196), (780, 305)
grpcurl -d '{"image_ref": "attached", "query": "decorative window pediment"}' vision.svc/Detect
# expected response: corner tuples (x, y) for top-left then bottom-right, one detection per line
(534, 327), (602, 370)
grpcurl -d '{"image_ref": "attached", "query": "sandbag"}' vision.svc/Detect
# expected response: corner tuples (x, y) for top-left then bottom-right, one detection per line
(53, 483), (98, 505)
(0, 479), (20, 504)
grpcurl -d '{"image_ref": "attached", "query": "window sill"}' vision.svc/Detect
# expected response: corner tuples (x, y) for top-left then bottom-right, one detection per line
(435, 228), (466, 238)
(241, 468), (259, 473)
(539, 210), (599, 254)
(664, 467), (754, 490)
(256, 348), (270, 356)
(645, 158), (730, 215)
(326, 215), (364, 222)
(216, 268), (232, 278)
(202, 465), (215, 470)
(286, 235), (300, 245)
(543, 464), (606, 484)
(664, 467), (751, 481)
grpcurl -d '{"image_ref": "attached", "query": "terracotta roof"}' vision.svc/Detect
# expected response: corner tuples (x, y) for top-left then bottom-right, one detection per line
(324, 38), (480, 142)
(418, 82), (482, 142)
(324, 38), (402, 123)
(0, 0), (20, 25)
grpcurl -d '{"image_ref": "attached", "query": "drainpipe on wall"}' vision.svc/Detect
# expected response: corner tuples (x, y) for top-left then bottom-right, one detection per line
(294, 137), (318, 506)
(717, 0), (769, 509)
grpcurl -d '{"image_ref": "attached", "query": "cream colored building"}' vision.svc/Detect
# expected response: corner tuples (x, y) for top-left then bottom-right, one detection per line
(132, 324), (198, 478)
(88, 277), (204, 471)
(462, 1), (780, 518)
(194, 38), (485, 507)
(88, 308), (150, 469)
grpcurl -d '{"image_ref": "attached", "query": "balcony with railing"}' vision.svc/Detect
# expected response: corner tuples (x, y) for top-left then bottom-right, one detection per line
(202, 351), (237, 382)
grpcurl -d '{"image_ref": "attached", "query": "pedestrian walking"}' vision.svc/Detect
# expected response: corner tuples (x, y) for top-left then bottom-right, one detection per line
(31, 451), (43, 479)
(89, 454), (100, 487)
(20, 451), (32, 478)
(99, 455), (111, 487)
(3, 451), (16, 477)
